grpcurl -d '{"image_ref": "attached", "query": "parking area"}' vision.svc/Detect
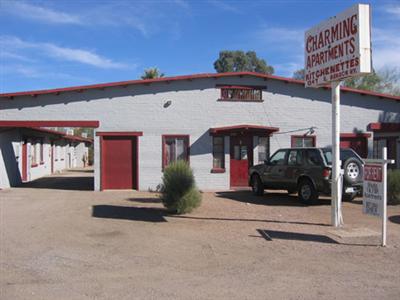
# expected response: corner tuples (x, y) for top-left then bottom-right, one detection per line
(1, 169), (400, 299)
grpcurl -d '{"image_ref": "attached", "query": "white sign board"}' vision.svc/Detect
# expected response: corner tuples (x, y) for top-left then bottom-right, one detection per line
(363, 164), (383, 217)
(304, 4), (371, 87)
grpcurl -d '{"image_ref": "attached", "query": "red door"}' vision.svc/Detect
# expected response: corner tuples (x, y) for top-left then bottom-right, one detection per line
(340, 137), (368, 158)
(51, 143), (54, 173)
(230, 135), (253, 187)
(22, 142), (28, 182)
(102, 136), (137, 190)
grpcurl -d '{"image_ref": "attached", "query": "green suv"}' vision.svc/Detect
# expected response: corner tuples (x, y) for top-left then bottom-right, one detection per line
(249, 147), (364, 204)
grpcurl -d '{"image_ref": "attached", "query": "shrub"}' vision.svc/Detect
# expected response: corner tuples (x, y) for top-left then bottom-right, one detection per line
(387, 169), (400, 205)
(160, 160), (201, 214)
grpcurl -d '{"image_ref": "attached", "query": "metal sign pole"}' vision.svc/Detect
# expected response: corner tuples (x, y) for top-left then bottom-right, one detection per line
(382, 147), (387, 246)
(331, 81), (342, 227)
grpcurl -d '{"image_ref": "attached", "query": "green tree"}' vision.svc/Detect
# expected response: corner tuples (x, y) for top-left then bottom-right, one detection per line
(214, 51), (274, 74)
(141, 67), (164, 79)
(292, 68), (305, 80)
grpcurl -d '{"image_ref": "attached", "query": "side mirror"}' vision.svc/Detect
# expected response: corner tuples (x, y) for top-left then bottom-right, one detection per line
(264, 159), (270, 165)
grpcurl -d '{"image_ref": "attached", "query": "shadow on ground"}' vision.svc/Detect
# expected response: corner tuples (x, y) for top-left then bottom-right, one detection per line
(92, 205), (167, 222)
(171, 215), (329, 227)
(126, 197), (162, 204)
(257, 229), (338, 244)
(389, 215), (400, 224)
(216, 191), (331, 206)
(20, 176), (94, 191)
(255, 229), (378, 247)
(66, 169), (94, 173)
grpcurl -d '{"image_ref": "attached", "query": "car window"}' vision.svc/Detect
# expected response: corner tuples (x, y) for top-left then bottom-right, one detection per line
(288, 150), (303, 166)
(323, 150), (332, 164)
(307, 149), (322, 166)
(269, 150), (287, 166)
(323, 149), (361, 165)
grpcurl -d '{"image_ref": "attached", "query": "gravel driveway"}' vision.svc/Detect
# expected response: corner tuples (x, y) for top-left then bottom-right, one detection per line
(1, 169), (399, 299)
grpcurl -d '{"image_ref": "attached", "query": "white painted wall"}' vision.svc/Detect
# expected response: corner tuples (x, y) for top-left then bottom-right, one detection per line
(0, 128), (90, 188)
(1, 75), (399, 191)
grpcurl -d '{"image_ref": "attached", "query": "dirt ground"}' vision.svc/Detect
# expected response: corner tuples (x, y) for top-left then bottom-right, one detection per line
(1, 169), (400, 300)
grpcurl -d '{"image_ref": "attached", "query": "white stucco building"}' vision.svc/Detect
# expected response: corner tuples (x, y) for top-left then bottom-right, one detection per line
(0, 72), (399, 191)
(0, 127), (91, 189)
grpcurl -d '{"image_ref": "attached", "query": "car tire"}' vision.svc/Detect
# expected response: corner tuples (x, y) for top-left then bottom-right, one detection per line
(251, 174), (264, 196)
(298, 179), (318, 204)
(343, 158), (363, 185)
(342, 192), (357, 202)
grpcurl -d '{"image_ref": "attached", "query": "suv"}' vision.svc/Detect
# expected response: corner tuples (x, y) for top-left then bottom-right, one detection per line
(248, 147), (364, 204)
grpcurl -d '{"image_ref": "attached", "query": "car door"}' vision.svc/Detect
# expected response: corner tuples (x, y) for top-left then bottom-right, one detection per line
(262, 149), (288, 189)
(284, 149), (304, 190)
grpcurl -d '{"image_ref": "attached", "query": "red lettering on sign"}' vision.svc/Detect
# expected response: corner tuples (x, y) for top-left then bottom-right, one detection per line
(364, 165), (382, 182)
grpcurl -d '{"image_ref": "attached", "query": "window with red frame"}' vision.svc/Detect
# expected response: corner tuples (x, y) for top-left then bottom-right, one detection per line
(219, 85), (263, 101)
(212, 136), (224, 170)
(162, 135), (189, 168)
(291, 135), (316, 147)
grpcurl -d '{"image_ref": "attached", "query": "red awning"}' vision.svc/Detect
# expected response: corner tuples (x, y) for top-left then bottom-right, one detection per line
(367, 122), (400, 132)
(210, 124), (279, 136)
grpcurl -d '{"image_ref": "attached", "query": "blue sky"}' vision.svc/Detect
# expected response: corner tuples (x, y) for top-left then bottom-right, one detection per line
(1, 0), (399, 92)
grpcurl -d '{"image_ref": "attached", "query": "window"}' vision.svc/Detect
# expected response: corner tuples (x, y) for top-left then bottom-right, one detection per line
(291, 135), (316, 147)
(269, 150), (287, 166)
(258, 137), (270, 162)
(306, 149), (322, 166)
(31, 141), (38, 166)
(212, 136), (224, 171)
(162, 135), (189, 169)
(373, 139), (387, 159)
(219, 85), (263, 101)
(288, 150), (303, 166)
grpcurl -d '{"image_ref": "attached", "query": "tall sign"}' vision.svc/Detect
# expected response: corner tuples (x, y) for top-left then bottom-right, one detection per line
(304, 4), (372, 227)
(305, 4), (371, 87)
(363, 148), (395, 247)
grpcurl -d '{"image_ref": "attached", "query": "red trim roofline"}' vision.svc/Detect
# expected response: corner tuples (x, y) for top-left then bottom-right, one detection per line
(0, 72), (399, 101)
(0, 121), (99, 128)
(210, 124), (279, 135)
(27, 127), (93, 143)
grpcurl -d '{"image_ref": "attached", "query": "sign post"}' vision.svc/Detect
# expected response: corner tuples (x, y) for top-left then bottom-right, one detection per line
(363, 148), (395, 246)
(304, 4), (372, 227)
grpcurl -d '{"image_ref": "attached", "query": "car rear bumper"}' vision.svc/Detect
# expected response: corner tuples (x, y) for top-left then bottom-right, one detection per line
(321, 180), (362, 195)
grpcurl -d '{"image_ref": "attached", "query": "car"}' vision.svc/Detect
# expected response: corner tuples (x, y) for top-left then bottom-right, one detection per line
(248, 147), (364, 204)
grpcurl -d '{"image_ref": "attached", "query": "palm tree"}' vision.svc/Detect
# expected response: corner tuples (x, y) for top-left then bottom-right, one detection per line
(141, 68), (165, 79)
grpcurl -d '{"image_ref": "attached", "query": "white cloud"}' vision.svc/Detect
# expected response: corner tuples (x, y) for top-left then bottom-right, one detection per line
(0, 36), (129, 69)
(372, 28), (400, 70)
(1, 1), (189, 39)
(254, 26), (305, 46)
(0, 51), (35, 62)
(383, 4), (400, 19)
(2, 1), (82, 24)
(43, 44), (127, 69)
(208, 0), (240, 13)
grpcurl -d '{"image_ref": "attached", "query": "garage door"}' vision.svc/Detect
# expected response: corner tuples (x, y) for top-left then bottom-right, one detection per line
(101, 136), (138, 190)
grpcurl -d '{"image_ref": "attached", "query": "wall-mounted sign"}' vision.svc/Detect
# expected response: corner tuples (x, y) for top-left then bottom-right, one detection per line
(304, 4), (371, 87)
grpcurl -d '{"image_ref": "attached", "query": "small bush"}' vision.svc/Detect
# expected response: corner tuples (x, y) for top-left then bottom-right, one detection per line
(160, 160), (201, 214)
(388, 169), (400, 205)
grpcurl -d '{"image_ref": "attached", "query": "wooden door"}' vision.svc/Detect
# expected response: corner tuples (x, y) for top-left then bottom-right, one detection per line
(230, 135), (253, 187)
(51, 143), (54, 173)
(102, 136), (137, 190)
(22, 142), (27, 182)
